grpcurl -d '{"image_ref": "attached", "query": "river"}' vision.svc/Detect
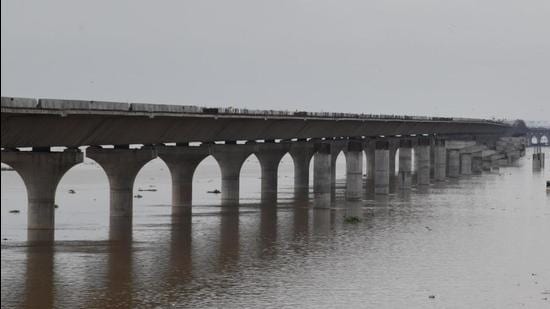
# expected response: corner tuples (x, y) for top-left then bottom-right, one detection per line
(1, 148), (549, 308)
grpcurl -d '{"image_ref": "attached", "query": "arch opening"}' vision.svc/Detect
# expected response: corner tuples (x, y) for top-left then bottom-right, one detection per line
(239, 153), (261, 204)
(193, 155), (222, 207)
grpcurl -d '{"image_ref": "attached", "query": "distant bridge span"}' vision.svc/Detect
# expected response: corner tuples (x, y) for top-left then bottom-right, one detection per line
(1, 97), (513, 148)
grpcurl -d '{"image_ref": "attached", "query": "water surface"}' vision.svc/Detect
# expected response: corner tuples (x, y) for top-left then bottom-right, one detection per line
(1, 149), (549, 308)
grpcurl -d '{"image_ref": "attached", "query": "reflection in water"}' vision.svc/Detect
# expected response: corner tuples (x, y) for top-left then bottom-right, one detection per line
(104, 217), (134, 308)
(2, 149), (549, 308)
(22, 243), (55, 309)
(219, 209), (240, 272)
(259, 207), (277, 259)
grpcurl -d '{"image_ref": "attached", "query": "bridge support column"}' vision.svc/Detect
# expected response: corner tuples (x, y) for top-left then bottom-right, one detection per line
(398, 140), (412, 189)
(157, 145), (209, 215)
(256, 143), (288, 204)
(211, 144), (255, 206)
(289, 142), (315, 200)
(375, 140), (390, 194)
(416, 137), (431, 185)
(460, 153), (472, 175)
(1, 149), (83, 234)
(345, 141), (363, 201)
(471, 154), (483, 174)
(389, 143), (398, 191)
(313, 143), (332, 207)
(447, 149), (460, 178)
(364, 139), (376, 195)
(87, 146), (157, 217)
(433, 140), (446, 181)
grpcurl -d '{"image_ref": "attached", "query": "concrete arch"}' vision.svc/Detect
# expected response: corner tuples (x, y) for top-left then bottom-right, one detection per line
(86, 146), (157, 218)
(210, 144), (256, 206)
(1, 149), (84, 233)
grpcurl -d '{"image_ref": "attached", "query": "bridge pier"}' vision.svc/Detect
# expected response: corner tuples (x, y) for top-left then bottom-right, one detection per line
(374, 140), (390, 194)
(211, 144), (255, 206)
(447, 149), (460, 178)
(288, 142), (315, 200)
(364, 139), (376, 194)
(345, 140), (363, 201)
(157, 145), (209, 215)
(87, 146), (157, 217)
(460, 153), (472, 175)
(433, 139), (446, 181)
(416, 137), (431, 185)
(398, 139), (413, 189)
(471, 154), (483, 174)
(389, 142), (398, 192)
(313, 143), (332, 207)
(255, 143), (289, 204)
(1, 149), (83, 234)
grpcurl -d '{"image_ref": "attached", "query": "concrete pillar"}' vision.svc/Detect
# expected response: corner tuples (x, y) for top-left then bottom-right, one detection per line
(365, 140), (376, 181)
(87, 146), (157, 217)
(416, 137), (431, 185)
(211, 144), (255, 206)
(345, 141), (363, 201)
(388, 142), (399, 193)
(375, 140), (390, 194)
(157, 145), (209, 215)
(313, 143), (332, 206)
(472, 154), (483, 174)
(430, 139), (436, 179)
(460, 153), (472, 175)
(255, 143), (288, 203)
(288, 142), (316, 200)
(398, 139), (412, 189)
(447, 149), (460, 178)
(433, 139), (447, 181)
(1, 149), (83, 232)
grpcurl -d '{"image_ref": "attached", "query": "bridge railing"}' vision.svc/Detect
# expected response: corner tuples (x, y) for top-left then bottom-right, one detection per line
(1, 96), (507, 125)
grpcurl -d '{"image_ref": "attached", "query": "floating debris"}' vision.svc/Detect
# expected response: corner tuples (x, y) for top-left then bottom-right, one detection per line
(428, 295), (436, 299)
(134, 194), (143, 199)
(54, 204), (59, 209)
(138, 188), (157, 192)
(425, 226), (432, 231)
(68, 189), (76, 194)
(9, 210), (20, 214)
(1, 166), (14, 171)
(207, 189), (221, 194)
(344, 216), (361, 224)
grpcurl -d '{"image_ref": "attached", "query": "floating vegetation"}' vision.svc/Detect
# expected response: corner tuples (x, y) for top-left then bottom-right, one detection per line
(207, 189), (221, 194)
(344, 216), (361, 224)
(9, 210), (20, 214)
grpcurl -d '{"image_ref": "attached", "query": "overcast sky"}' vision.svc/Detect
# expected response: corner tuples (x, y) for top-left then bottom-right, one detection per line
(1, 0), (549, 120)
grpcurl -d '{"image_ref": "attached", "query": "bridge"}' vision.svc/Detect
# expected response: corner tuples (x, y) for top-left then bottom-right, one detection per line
(1, 97), (527, 240)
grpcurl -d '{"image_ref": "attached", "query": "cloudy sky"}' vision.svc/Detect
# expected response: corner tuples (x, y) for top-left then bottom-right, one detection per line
(1, 0), (548, 120)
